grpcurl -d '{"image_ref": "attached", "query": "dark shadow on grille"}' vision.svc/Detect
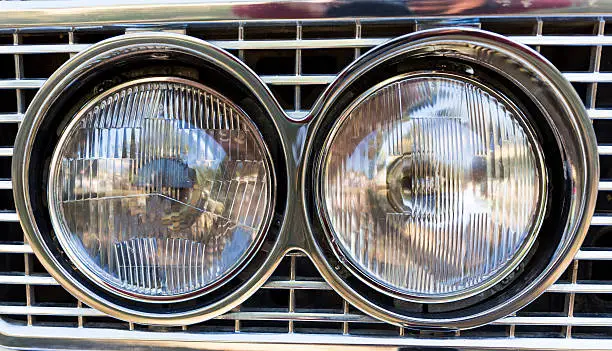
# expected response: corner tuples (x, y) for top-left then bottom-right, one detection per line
(294, 321), (342, 334)
(539, 46), (592, 72)
(1, 222), (24, 243)
(240, 320), (288, 333)
(23, 53), (70, 78)
(596, 83), (612, 108)
(302, 49), (354, 74)
(0, 122), (18, 147)
(515, 325), (564, 338)
(594, 120), (612, 144)
(0, 90), (17, 113)
(300, 85), (325, 111)
(573, 326), (612, 338)
(33, 285), (77, 306)
(0, 55), (15, 79)
(303, 22), (355, 39)
(0, 189), (15, 211)
(295, 289), (343, 312)
(480, 20), (537, 35)
(460, 324), (509, 337)
(72, 29), (125, 44)
(244, 23), (296, 40)
(361, 20), (415, 38)
(542, 19), (597, 35)
(21, 32), (68, 45)
(516, 293), (567, 314)
(571, 82), (589, 106)
(595, 191), (612, 213)
(187, 24), (239, 40)
(244, 50), (295, 75)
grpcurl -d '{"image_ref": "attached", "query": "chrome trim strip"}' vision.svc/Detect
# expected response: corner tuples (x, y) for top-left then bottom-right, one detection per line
(3, 273), (612, 294)
(0, 1), (611, 28)
(17, 71), (612, 92)
(0, 79), (45, 89)
(574, 250), (612, 260)
(0, 212), (19, 222)
(0, 148), (13, 157)
(598, 145), (612, 155)
(0, 181), (12, 190)
(598, 180), (612, 190)
(547, 283), (612, 293)
(564, 72), (612, 83)
(590, 214), (612, 226)
(260, 75), (336, 85)
(0, 113), (24, 123)
(494, 316), (612, 326)
(0, 44), (90, 54)
(0, 275), (57, 285)
(0, 244), (33, 253)
(508, 35), (612, 46)
(588, 109), (612, 119)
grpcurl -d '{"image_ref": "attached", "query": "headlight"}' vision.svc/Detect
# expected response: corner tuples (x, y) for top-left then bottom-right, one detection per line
(320, 74), (546, 301)
(48, 77), (272, 300)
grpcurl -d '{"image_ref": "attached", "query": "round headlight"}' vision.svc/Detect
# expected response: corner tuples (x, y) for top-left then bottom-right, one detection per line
(48, 77), (272, 300)
(320, 74), (546, 301)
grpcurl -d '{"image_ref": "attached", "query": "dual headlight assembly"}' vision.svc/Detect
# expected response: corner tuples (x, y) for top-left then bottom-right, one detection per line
(13, 29), (598, 329)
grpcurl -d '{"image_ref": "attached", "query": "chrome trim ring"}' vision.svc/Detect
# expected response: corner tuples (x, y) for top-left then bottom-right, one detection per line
(303, 27), (599, 329)
(13, 32), (289, 325)
(315, 70), (549, 304)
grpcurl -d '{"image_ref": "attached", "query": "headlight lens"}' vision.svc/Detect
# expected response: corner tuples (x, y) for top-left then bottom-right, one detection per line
(321, 74), (546, 300)
(49, 77), (273, 300)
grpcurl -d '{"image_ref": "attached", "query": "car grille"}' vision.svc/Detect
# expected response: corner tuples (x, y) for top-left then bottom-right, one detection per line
(0, 17), (611, 343)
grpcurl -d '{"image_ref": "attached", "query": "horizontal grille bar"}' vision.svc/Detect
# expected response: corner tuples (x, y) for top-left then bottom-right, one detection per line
(0, 79), (45, 89)
(1, 273), (609, 294)
(0, 304), (609, 327)
(0, 34), (610, 59)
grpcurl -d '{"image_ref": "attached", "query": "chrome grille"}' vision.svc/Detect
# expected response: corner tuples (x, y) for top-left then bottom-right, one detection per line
(0, 17), (611, 343)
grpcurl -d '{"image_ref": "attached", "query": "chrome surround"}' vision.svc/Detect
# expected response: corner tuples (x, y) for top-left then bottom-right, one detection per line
(46, 76), (276, 303)
(315, 71), (548, 303)
(13, 32), (291, 325)
(303, 28), (599, 328)
(0, 0), (611, 28)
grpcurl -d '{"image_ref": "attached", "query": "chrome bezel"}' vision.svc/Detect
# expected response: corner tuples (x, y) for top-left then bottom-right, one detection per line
(47, 76), (276, 303)
(316, 71), (549, 303)
(13, 32), (290, 325)
(303, 28), (598, 328)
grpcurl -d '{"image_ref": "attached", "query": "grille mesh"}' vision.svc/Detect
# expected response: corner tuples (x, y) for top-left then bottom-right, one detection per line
(0, 18), (611, 339)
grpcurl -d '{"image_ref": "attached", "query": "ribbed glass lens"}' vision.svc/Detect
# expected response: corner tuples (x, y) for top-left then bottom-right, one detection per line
(48, 78), (273, 299)
(321, 75), (545, 299)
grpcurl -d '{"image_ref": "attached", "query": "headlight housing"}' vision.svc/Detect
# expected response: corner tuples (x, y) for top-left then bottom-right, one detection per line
(305, 28), (598, 328)
(13, 33), (286, 324)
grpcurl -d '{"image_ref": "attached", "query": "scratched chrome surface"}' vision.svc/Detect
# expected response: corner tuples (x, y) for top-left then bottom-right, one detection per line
(0, 1), (611, 350)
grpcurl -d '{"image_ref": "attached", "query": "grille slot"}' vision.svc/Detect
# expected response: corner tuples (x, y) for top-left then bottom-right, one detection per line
(0, 17), (611, 340)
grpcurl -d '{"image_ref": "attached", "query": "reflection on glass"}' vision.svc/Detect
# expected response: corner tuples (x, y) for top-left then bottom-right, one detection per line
(323, 76), (544, 298)
(50, 79), (272, 298)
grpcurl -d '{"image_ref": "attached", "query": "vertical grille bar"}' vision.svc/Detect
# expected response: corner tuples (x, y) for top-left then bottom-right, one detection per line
(294, 22), (302, 114)
(288, 255), (296, 333)
(566, 260), (580, 338)
(354, 20), (362, 60)
(587, 19), (605, 109)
